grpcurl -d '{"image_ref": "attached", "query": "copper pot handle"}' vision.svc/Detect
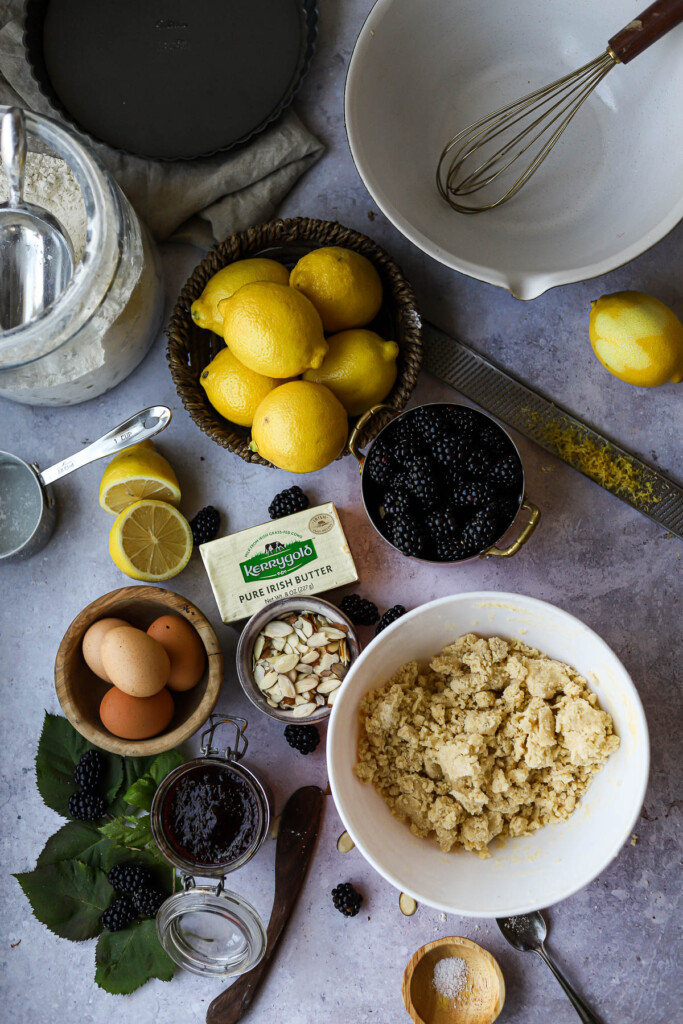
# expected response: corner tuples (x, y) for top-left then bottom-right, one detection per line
(483, 498), (540, 558)
(347, 404), (394, 469)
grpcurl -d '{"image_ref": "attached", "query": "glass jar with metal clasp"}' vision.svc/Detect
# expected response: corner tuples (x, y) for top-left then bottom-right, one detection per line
(150, 715), (272, 977)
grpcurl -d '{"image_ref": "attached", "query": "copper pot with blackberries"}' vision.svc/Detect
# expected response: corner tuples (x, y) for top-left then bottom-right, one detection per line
(348, 402), (540, 563)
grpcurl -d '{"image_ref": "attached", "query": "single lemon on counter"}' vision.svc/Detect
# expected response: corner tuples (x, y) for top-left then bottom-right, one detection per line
(589, 291), (683, 388)
(289, 246), (383, 332)
(99, 442), (181, 515)
(220, 281), (327, 378)
(190, 258), (290, 335)
(109, 499), (193, 581)
(303, 328), (399, 416)
(200, 346), (285, 427)
(251, 380), (348, 473)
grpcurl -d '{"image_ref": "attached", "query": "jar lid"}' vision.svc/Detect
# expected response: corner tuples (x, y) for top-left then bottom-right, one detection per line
(156, 884), (267, 977)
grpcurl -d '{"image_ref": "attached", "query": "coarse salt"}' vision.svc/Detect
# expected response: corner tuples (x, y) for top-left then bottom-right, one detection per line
(432, 956), (469, 1002)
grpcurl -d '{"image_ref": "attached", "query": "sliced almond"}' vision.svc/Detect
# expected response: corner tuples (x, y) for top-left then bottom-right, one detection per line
(326, 641), (340, 653)
(277, 675), (296, 698)
(261, 669), (278, 688)
(327, 689), (339, 705)
(331, 663), (348, 679)
(300, 617), (313, 638)
(296, 677), (315, 694)
(337, 830), (355, 853)
(266, 684), (282, 701)
(294, 695), (308, 705)
(300, 649), (319, 664)
(269, 653), (299, 673)
(306, 632), (329, 647)
(266, 698), (278, 708)
(253, 635), (266, 660)
(295, 664), (314, 675)
(339, 640), (349, 664)
(315, 694), (326, 706)
(263, 620), (294, 638)
(399, 892), (418, 916)
(291, 702), (317, 718)
(317, 678), (341, 695)
(270, 636), (287, 652)
(319, 652), (339, 673)
(280, 697), (296, 707)
(254, 664), (266, 686)
(323, 627), (347, 640)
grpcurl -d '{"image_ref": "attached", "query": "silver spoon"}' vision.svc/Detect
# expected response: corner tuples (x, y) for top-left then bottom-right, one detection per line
(497, 912), (601, 1024)
(0, 106), (74, 330)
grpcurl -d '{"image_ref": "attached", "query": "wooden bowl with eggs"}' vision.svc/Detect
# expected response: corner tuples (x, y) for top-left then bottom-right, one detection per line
(55, 586), (223, 756)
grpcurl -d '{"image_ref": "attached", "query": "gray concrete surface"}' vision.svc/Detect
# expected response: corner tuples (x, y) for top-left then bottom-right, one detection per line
(0, 2), (681, 1022)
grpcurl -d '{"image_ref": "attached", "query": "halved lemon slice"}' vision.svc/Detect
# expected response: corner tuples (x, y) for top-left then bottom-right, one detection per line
(99, 442), (181, 514)
(109, 500), (193, 581)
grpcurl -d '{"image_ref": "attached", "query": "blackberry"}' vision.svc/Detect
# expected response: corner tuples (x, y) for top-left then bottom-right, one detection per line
(132, 888), (166, 919)
(430, 434), (471, 467)
(189, 505), (220, 545)
(380, 484), (414, 518)
(391, 514), (427, 557)
(451, 479), (497, 509)
(488, 455), (522, 490)
(340, 594), (379, 626)
(433, 533), (463, 562)
(365, 440), (395, 486)
(425, 506), (461, 539)
(445, 405), (481, 433)
(392, 436), (424, 464)
(101, 895), (137, 932)
(331, 882), (363, 918)
(461, 506), (501, 556)
(284, 724), (320, 755)
(406, 457), (441, 508)
(268, 486), (309, 520)
(391, 415), (420, 444)
(375, 605), (406, 635)
(477, 422), (510, 454)
(412, 406), (449, 444)
(108, 863), (154, 895)
(73, 749), (105, 791)
(68, 790), (106, 821)
(464, 448), (495, 479)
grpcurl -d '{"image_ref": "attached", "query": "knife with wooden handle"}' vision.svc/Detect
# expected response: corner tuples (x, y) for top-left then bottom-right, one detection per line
(206, 785), (324, 1024)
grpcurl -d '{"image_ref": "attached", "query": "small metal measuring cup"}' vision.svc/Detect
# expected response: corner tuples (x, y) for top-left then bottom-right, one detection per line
(0, 404), (171, 562)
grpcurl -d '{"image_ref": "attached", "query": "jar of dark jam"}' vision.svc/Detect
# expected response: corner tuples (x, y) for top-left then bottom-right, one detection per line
(150, 715), (271, 977)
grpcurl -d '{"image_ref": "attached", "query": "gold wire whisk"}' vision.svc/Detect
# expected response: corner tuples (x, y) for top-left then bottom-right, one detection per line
(436, 0), (683, 214)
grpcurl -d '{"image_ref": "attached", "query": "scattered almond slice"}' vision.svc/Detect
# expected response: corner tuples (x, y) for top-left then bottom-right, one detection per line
(337, 830), (355, 853)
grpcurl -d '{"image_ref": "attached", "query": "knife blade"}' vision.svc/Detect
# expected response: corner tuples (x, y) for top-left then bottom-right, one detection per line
(423, 320), (683, 541)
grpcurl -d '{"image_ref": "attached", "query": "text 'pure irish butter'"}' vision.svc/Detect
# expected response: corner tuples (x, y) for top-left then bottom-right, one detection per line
(199, 502), (359, 624)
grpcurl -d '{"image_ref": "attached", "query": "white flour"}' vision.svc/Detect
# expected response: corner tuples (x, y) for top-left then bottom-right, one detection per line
(0, 152), (87, 261)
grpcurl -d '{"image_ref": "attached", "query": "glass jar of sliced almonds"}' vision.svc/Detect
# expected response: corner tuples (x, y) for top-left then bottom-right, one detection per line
(236, 597), (361, 723)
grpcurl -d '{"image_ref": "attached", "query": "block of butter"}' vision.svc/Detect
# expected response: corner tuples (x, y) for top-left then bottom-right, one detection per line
(200, 502), (359, 624)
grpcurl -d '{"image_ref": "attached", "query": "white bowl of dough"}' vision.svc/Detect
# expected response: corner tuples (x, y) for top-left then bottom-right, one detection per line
(345, 0), (683, 299)
(327, 591), (649, 917)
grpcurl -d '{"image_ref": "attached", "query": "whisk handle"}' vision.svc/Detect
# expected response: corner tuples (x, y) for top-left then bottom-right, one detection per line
(608, 0), (683, 63)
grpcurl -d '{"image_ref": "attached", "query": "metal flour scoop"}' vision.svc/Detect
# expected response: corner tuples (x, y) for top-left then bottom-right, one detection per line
(0, 107), (74, 329)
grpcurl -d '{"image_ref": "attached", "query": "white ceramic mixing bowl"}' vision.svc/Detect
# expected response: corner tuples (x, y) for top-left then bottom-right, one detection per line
(327, 592), (649, 917)
(345, 0), (683, 299)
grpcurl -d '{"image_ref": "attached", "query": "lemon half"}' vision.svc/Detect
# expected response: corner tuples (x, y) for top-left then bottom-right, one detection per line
(109, 500), (193, 581)
(99, 443), (181, 515)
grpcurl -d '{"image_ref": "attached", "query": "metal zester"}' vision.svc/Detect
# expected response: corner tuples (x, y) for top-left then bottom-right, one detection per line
(423, 321), (683, 541)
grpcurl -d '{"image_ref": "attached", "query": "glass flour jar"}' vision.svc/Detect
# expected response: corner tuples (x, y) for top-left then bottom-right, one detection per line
(0, 107), (164, 406)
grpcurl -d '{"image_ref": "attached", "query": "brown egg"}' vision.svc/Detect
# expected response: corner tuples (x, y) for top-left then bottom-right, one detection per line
(147, 615), (206, 692)
(100, 626), (170, 697)
(82, 617), (129, 682)
(100, 686), (174, 740)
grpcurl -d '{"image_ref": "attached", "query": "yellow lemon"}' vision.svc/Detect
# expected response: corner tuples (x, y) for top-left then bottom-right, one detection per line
(220, 281), (327, 378)
(99, 442), (181, 514)
(589, 291), (683, 388)
(303, 328), (399, 416)
(251, 381), (348, 473)
(109, 500), (193, 581)
(200, 346), (285, 427)
(190, 258), (290, 335)
(289, 246), (383, 332)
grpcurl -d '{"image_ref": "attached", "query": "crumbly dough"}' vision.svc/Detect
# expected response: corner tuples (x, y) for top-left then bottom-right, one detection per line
(354, 634), (619, 857)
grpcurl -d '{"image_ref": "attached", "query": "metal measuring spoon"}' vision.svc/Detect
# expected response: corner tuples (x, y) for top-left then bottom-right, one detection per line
(0, 107), (74, 330)
(0, 405), (171, 562)
(497, 912), (601, 1024)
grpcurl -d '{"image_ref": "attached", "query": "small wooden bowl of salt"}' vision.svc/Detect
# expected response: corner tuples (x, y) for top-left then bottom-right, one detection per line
(402, 937), (505, 1024)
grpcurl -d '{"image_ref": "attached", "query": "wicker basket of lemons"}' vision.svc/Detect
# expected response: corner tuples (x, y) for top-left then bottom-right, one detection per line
(167, 217), (422, 471)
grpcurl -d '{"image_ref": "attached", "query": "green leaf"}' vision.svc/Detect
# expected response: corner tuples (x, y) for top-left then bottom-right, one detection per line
(100, 814), (155, 849)
(35, 712), (123, 817)
(14, 861), (113, 941)
(95, 919), (174, 994)
(37, 821), (114, 872)
(123, 750), (184, 811)
(109, 755), (159, 816)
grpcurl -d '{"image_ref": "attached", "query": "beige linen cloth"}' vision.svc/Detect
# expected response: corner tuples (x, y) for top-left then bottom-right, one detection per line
(0, 3), (324, 247)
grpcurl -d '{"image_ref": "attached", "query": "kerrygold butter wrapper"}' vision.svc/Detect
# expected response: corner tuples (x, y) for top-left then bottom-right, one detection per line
(199, 502), (359, 624)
